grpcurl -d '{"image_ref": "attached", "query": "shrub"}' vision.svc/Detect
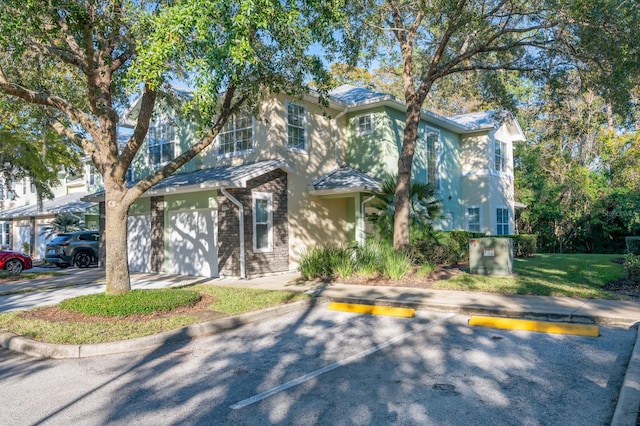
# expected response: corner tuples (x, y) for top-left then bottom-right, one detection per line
(334, 255), (355, 279)
(510, 234), (538, 258)
(59, 289), (201, 317)
(383, 250), (412, 280)
(624, 254), (640, 285)
(299, 244), (352, 280)
(353, 240), (386, 278)
(626, 237), (640, 255)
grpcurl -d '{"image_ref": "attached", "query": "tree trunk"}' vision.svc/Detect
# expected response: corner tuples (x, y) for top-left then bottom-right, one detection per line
(104, 186), (131, 295)
(393, 103), (422, 251)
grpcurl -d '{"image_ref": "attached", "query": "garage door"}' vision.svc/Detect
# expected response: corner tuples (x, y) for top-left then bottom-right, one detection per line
(35, 225), (55, 260)
(128, 215), (151, 273)
(169, 209), (218, 277)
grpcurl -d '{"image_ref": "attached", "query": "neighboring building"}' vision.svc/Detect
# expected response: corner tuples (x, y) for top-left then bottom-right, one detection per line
(0, 170), (99, 258)
(0, 85), (525, 277)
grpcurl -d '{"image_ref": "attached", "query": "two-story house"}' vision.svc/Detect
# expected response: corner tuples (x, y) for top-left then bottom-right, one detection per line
(0, 84), (524, 278)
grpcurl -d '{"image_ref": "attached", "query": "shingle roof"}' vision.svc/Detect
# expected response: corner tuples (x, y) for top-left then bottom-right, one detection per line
(448, 110), (500, 130)
(83, 158), (293, 201)
(309, 165), (381, 195)
(0, 192), (96, 219)
(329, 84), (394, 104)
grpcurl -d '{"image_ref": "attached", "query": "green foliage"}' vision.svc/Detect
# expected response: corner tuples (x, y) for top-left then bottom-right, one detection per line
(59, 289), (200, 317)
(353, 240), (386, 278)
(624, 254), (640, 285)
(625, 237), (640, 255)
(40, 213), (85, 239)
(299, 244), (352, 280)
(509, 234), (538, 258)
(368, 176), (441, 241)
(382, 250), (412, 281)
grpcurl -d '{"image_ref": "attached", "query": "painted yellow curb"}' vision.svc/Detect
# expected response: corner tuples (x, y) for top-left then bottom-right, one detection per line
(468, 316), (599, 337)
(328, 302), (415, 318)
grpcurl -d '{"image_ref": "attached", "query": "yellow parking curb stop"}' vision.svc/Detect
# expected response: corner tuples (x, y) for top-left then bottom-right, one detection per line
(468, 316), (599, 337)
(328, 302), (415, 318)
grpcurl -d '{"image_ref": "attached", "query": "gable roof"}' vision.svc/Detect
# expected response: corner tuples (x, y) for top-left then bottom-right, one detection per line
(309, 165), (381, 195)
(449, 110), (526, 141)
(83, 158), (293, 201)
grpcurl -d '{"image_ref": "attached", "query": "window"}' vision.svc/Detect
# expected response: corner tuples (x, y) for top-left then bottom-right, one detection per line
(426, 130), (440, 190)
(1, 222), (9, 248)
(88, 167), (96, 186)
(356, 114), (374, 135)
(497, 208), (509, 235)
(30, 182), (36, 194)
(125, 166), (135, 182)
(147, 122), (176, 167)
(495, 140), (507, 172)
(253, 192), (273, 252)
(0, 186), (5, 201)
(218, 113), (253, 156)
(22, 178), (27, 195)
(286, 102), (306, 151)
(467, 207), (480, 233)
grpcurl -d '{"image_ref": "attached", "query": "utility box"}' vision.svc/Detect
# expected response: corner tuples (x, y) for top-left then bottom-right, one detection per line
(469, 237), (513, 276)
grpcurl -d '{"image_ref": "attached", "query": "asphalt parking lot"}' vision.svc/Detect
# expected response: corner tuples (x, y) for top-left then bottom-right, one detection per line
(0, 305), (635, 425)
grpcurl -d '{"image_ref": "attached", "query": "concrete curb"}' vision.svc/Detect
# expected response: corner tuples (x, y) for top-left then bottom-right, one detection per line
(611, 324), (640, 426)
(0, 297), (326, 359)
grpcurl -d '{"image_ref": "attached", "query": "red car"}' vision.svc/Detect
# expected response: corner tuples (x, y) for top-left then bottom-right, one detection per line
(0, 250), (33, 273)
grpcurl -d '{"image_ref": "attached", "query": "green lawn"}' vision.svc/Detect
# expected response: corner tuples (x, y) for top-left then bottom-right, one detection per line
(0, 285), (310, 345)
(434, 253), (625, 299)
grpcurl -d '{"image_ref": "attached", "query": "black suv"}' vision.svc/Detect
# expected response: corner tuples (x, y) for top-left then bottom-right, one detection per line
(45, 231), (100, 268)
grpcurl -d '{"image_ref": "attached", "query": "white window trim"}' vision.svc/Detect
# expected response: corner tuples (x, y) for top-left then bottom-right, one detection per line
(355, 113), (375, 136)
(286, 101), (308, 153)
(147, 119), (176, 168)
(494, 140), (508, 173)
(496, 206), (509, 236)
(252, 192), (273, 253)
(425, 127), (441, 191)
(216, 114), (255, 158)
(466, 206), (482, 233)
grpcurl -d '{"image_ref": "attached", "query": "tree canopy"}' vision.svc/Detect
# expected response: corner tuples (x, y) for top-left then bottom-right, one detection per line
(0, 0), (334, 293)
(327, 0), (640, 251)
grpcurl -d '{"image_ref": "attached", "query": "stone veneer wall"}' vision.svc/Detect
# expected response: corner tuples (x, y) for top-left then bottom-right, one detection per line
(217, 169), (288, 276)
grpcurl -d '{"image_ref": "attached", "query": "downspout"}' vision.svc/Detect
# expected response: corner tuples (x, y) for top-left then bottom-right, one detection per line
(360, 194), (376, 246)
(333, 107), (349, 167)
(221, 187), (246, 279)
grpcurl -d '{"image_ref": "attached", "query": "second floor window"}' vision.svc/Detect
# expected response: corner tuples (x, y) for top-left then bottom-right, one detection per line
(426, 130), (440, 190)
(356, 114), (374, 135)
(22, 178), (27, 195)
(287, 102), (306, 151)
(126, 166), (135, 183)
(495, 140), (507, 172)
(148, 123), (176, 167)
(218, 113), (253, 156)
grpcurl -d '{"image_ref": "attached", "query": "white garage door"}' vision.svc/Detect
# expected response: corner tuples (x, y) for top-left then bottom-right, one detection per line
(35, 225), (55, 260)
(169, 209), (218, 277)
(128, 215), (151, 273)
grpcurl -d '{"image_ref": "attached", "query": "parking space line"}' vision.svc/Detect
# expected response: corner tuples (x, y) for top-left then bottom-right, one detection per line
(229, 313), (454, 410)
